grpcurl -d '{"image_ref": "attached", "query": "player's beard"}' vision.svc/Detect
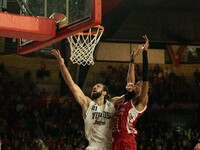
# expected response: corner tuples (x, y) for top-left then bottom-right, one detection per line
(91, 92), (102, 100)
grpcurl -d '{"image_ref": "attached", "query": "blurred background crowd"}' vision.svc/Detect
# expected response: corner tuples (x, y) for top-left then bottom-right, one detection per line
(0, 62), (199, 150)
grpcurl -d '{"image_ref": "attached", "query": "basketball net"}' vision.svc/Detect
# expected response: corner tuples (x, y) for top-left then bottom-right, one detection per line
(67, 25), (104, 66)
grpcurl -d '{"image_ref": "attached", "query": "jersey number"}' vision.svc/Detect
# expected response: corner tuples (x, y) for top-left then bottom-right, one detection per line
(92, 105), (97, 111)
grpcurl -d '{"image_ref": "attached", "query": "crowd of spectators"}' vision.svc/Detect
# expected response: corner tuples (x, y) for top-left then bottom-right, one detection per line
(0, 62), (87, 149)
(149, 65), (194, 104)
(136, 110), (200, 150)
(0, 62), (199, 149)
(103, 64), (198, 105)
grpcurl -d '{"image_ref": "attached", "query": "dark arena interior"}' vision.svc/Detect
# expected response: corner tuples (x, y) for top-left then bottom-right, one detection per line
(0, 0), (200, 149)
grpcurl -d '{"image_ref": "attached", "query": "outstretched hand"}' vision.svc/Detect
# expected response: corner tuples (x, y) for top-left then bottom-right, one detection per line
(142, 35), (149, 50)
(126, 82), (135, 92)
(130, 35), (149, 59)
(131, 44), (143, 60)
(51, 49), (64, 64)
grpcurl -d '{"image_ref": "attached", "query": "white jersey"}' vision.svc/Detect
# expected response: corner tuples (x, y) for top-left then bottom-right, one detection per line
(84, 100), (116, 150)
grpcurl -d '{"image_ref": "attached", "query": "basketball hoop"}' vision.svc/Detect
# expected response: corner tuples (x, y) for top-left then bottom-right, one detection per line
(67, 25), (104, 66)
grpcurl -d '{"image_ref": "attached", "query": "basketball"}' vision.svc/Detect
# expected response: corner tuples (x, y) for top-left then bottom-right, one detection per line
(49, 12), (67, 28)
(49, 12), (66, 22)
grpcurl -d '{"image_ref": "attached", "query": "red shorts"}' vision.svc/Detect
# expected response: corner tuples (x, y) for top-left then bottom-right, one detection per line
(112, 135), (137, 150)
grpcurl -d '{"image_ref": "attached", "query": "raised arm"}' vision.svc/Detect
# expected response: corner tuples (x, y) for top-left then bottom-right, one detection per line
(51, 49), (90, 109)
(127, 44), (144, 85)
(137, 35), (150, 110)
(111, 44), (143, 106)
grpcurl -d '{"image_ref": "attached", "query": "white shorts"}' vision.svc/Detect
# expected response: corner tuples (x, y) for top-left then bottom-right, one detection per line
(85, 142), (112, 150)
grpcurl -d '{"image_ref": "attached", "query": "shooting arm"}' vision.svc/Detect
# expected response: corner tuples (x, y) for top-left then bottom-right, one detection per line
(127, 45), (142, 84)
(140, 50), (149, 107)
(112, 46), (142, 105)
(138, 35), (150, 110)
(127, 59), (135, 84)
(52, 49), (89, 107)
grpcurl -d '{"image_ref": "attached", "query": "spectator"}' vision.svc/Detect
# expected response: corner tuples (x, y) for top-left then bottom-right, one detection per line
(36, 61), (50, 81)
(193, 69), (200, 89)
(31, 139), (46, 150)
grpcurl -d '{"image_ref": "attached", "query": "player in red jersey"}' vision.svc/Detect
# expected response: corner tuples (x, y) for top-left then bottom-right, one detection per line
(112, 35), (149, 150)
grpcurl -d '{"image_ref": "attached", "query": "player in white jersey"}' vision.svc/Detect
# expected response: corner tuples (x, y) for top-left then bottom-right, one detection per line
(84, 100), (115, 149)
(51, 45), (143, 149)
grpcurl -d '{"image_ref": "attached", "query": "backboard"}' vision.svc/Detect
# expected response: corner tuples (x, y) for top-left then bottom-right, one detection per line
(17, 0), (102, 54)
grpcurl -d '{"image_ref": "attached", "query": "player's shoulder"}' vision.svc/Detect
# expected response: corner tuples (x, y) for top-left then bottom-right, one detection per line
(110, 96), (121, 102)
(105, 99), (113, 105)
(110, 95), (125, 105)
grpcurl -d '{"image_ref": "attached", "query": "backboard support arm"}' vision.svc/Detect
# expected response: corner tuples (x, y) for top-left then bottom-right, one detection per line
(0, 0), (7, 12)
(15, 0), (33, 16)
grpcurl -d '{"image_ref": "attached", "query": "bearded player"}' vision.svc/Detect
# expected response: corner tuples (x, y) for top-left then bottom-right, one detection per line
(51, 50), (138, 150)
(51, 42), (145, 150)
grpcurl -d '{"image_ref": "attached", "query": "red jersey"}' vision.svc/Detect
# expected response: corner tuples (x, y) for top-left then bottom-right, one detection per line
(112, 99), (147, 139)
